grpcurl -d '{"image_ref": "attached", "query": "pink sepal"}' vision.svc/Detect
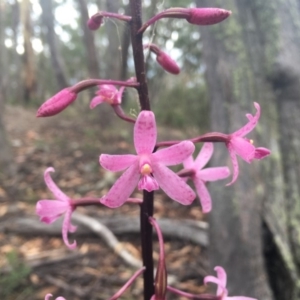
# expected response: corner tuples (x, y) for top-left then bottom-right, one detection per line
(187, 8), (231, 25)
(134, 111), (157, 155)
(152, 163), (196, 205)
(156, 51), (180, 75)
(37, 88), (77, 117)
(194, 142), (214, 170)
(199, 167), (230, 182)
(193, 177), (212, 213)
(232, 102), (260, 137)
(100, 162), (140, 208)
(90, 96), (105, 108)
(36, 200), (69, 224)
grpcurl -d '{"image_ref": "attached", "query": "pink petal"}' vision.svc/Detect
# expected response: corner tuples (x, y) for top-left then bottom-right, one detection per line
(100, 154), (137, 171)
(232, 102), (260, 137)
(36, 200), (69, 224)
(204, 275), (223, 286)
(90, 96), (105, 109)
(198, 167), (230, 182)
(152, 141), (195, 166)
(193, 176), (212, 213)
(194, 142), (214, 170)
(182, 155), (194, 169)
(254, 147), (271, 160)
(134, 111), (157, 155)
(100, 162), (140, 208)
(229, 137), (255, 163)
(44, 167), (69, 201)
(226, 143), (239, 186)
(214, 266), (227, 294)
(138, 175), (159, 192)
(152, 163), (196, 205)
(62, 208), (77, 249)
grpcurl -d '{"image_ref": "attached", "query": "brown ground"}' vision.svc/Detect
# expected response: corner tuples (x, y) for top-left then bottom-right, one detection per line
(0, 105), (209, 300)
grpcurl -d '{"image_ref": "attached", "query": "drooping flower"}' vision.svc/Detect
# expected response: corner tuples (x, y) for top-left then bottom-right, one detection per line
(45, 294), (66, 300)
(183, 143), (230, 213)
(90, 78), (136, 109)
(100, 110), (196, 208)
(204, 266), (257, 300)
(37, 88), (77, 117)
(36, 167), (77, 249)
(226, 102), (271, 185)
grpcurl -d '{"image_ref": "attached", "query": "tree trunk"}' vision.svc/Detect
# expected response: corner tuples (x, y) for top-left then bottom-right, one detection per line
(20, 0), (36, 103)
(40, 0), (68, 89)
(77, 0), (100, 78)
(199, 0), (300, 298)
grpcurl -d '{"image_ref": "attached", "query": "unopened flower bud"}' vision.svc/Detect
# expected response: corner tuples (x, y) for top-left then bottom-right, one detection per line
(87, 16), (103, 30)
(187, 8), (231, 25)
(37, 88), (77, 117)
(156, 51), (180, 75)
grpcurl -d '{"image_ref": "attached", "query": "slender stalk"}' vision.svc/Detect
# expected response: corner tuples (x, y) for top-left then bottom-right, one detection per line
(129, 0), (154, 299)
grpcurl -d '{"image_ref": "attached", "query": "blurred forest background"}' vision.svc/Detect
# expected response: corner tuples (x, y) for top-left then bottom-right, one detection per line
(1, 0), (300, 299)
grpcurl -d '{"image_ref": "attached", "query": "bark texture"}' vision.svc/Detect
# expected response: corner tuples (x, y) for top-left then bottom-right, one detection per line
(40, 0), (68, 89)
(198, 0), (300, 299)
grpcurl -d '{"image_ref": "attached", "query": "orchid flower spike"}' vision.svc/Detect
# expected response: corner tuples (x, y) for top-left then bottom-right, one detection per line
(204, 266), (257, 300)
(45, 294), (66, 300)
(36, 167), (77, 249)
(37, 88), (77, 117)
(183, 143), (230, 213)
(145, 43), (180, 74)
(226, 102), (271, 185)
(100, 110), (196, 208)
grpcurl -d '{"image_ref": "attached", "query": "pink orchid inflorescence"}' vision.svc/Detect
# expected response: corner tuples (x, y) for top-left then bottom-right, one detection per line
(204, 267), (257, 300)
(99, 110), (196, 208)
(36, 167), (77, 249)
(226, 102), (271, 185)
(183, 143), (230, 213)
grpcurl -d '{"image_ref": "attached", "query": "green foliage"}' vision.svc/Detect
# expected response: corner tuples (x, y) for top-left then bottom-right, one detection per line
(153, 80), (208, 130)
(0, 251), (32, 299)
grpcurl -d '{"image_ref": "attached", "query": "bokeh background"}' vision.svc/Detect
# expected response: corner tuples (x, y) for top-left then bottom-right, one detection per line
(0, 0), (300, 299)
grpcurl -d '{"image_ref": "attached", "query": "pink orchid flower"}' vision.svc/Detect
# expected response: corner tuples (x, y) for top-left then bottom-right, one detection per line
(204, 266), (257, 300)
(90, 78), (136, 109)
(36, 167), (77, 249)
(226, 102), (271, 185)
(45, 294), (66, 300)
(183, 143), (230, 213)
(100, 110), (196, 208)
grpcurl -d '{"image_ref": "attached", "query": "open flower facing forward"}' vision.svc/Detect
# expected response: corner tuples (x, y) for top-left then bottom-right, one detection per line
(36, 167), (77, 249)
(226, 102), (270, 185)
(204, 267), (257, 300)
(183, 143), (230, 213)
(100, 111), (196, 208)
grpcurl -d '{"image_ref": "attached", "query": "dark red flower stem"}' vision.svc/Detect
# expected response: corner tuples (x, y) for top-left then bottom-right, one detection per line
(130, 1), (154, 299)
